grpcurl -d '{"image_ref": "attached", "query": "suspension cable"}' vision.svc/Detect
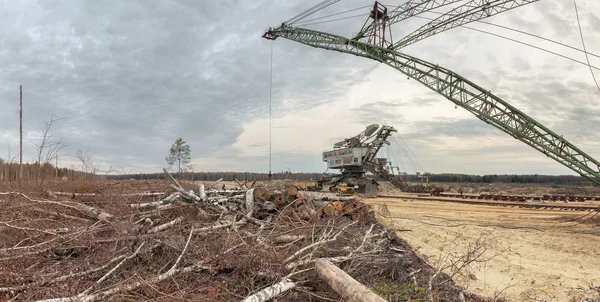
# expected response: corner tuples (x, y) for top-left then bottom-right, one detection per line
(294, 5), (371, 25)
(291, 4), (600, 71)
(417, 10), (600, 60)
(412, 14), (600, 71)
(398, 136), (426, 172)
(573, 0), (600, 92)
(287, 0), (341, 25)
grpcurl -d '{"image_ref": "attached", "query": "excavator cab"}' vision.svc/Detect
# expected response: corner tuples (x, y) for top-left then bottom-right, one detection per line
(336, 183), (355, 196)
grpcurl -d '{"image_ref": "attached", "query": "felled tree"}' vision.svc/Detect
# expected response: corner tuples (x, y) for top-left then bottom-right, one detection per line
(166, 138), (191, 174)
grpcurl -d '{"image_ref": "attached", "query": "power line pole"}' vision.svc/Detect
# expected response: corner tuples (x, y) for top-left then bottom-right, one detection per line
(19, 85), (23, 184)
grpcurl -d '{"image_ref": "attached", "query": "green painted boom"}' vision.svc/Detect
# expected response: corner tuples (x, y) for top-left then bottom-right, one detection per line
(264, 25), (600, 185)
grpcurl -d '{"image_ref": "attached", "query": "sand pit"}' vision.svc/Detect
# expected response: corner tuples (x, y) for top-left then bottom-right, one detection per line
(365, 197), (600, 302)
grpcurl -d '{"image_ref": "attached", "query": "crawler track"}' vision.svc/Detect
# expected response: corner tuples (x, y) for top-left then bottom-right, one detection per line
(377, 194), (600, 212)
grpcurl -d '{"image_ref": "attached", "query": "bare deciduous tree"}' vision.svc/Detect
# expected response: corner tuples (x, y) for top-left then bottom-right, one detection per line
(77, 149), (97, 180)
(35, 114), (68, 187)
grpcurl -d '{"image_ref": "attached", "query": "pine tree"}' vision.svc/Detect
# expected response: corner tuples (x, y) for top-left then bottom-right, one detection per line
(165, 138), (191, 174)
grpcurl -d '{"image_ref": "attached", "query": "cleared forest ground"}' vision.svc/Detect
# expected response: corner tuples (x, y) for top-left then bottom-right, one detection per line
(364, 196), (600, 302)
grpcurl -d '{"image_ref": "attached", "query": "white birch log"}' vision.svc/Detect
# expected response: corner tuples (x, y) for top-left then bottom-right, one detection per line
(245, 188), (255, 215)
(92, 243), (145, 287)
(51, 191), (164, 197)
(192, 219), (246, 234)
(163, 168), (184, 190)
(199, 184), (206, 199)
(170, 184), (201, 202)
(241, 279), (296, 302)
(273, 235), (306, 244)
(30, 207), (90, 223)
(234, 179), (247, 189)
(130, 192), (180, 208)
(147, 216), (184, 233)
(285, 255), (352, 270)
(168, 227), (194, 273)
(298, 191), (355, 201)
(207, 178), (223, 189)
(315, 259), (386, 302)
(64, 201), (113, 221)
(206, 189), (247, 194)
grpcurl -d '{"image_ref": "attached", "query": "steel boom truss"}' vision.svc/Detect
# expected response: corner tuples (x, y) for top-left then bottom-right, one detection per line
(263, 26), (600, 185)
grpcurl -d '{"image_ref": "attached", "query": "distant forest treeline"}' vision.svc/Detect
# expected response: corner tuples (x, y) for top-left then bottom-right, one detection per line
(428, 173), (589, 184)
(0, 159), (95, 185)
(1, 156), (590, 185)
(107, 171), (592, 185)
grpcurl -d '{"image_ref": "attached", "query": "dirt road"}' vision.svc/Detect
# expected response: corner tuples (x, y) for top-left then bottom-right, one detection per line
(364, 197), (600, 302)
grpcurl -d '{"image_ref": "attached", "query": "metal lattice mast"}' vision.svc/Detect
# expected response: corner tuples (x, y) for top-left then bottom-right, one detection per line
(354, 0), (464, 40)
(263, 26), (600, 185)
(392, 0), (541, 50)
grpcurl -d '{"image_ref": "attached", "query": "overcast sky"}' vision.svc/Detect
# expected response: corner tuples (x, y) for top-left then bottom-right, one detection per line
(0, 0), (599, 176)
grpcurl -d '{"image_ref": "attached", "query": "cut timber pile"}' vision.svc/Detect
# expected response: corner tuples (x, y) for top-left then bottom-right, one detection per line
(0, 176), (488, 301)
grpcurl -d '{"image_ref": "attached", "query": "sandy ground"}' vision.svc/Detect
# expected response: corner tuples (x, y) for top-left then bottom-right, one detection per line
(364, 197), (600, 302)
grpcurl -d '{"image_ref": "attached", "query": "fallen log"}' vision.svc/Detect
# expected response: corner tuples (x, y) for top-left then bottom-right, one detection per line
(322, 204), (336, 216)
(271, 191), (286, 209)
(163, 168), (184, 190)
(30, 206), (90, 223)
(130, 192), (180, 208)
(272, 234), (306, 244)
(234, 179), (246, 189)
(207, 178), (223, 189)
(246, 188), (255, 215)
(199, 184), (206, 199)
(314, 259), (386, 302)
(254, 187), (271, 202)
(206, 189), (247, 194)
(51, 191), (164, 197)
(286, 186), (298, 197)
(298, 191), (356, 201)
(62, 201), (113, 221)
(169, 184), (201, 202)
(241, 279), (296, 302)
(147, 216), (184, 234)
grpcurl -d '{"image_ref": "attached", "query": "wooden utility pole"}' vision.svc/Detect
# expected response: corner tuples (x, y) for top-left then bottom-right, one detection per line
(19, 85), (23, 183)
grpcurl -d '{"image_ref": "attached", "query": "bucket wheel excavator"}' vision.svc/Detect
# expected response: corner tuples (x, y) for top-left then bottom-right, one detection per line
(320, 124), (444, 195)
(263, 0), (600, 187)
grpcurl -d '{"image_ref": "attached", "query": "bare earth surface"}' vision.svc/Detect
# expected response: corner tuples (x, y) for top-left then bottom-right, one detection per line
(364, 196), (600, 302)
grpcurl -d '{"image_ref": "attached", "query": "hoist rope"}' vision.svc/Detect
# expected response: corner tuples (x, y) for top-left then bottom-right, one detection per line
(269, 41), (273, 179)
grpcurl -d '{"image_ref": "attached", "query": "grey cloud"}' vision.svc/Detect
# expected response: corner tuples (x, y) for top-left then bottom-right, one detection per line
(511, 56), (532, 71)
(590, 13), (600, 29)
(0, 0), (377, 170)
(537, 2), (576, 38)
(507, 13), (543, 34)
(0, 0), (598, 176)
(351, 99), (405, 125)
(405, 118), (502, 140)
